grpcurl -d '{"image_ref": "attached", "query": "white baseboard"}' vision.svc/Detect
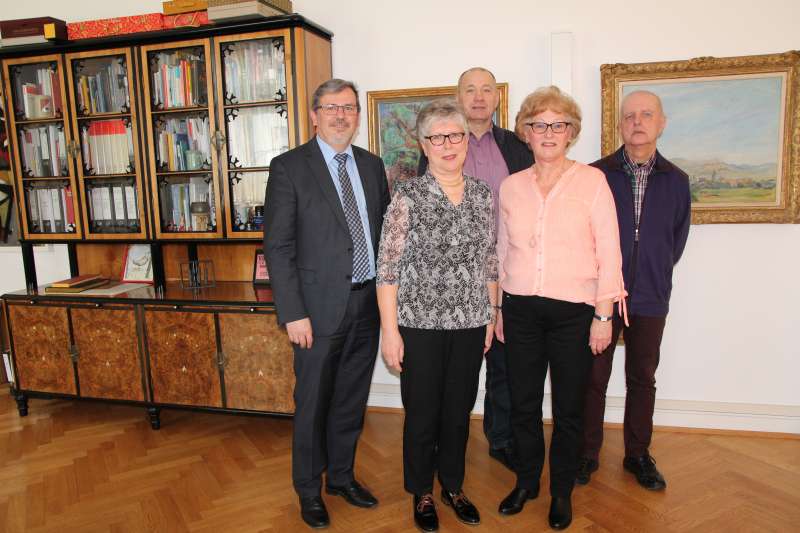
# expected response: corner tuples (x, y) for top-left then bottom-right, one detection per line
(367, 383), (800, 435)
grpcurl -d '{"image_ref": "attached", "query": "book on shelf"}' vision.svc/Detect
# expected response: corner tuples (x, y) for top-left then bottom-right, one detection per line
(88, 182), (139, 228)
(25, 185), (75, 233)
(49, 274), (104, 288)
(76, 60), (129, 114)
(14, 64), (61, 119)
(208, 0), (290, 22)
(161, 177), (213, 232)
(81, 119), (133, 175)
(45, 278), (109, 293)
(157, 116), (210, 172)
(151, 50), (205, 109)
(20, 124), (66, 177)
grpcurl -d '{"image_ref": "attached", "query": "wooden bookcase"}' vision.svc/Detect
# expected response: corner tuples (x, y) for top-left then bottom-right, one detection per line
(0, 16), (332, 427)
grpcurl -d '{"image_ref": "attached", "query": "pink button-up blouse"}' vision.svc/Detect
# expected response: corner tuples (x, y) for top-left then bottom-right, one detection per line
(497, 162), (627, 315)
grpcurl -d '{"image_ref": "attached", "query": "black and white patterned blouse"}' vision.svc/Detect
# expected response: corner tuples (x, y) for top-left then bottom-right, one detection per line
(376, 172), (498, 330)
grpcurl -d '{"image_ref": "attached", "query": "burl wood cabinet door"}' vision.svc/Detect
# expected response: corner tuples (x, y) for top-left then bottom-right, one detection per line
(145, 309), (222, 407)
(8, 304), (76, 394)
(218, 313), (295, 413)
(71, 306), (145, 401)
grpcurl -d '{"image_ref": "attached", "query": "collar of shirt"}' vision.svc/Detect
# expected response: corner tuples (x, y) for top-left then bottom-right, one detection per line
(316, 135), (355, 167)
(621, 148), (656, 177)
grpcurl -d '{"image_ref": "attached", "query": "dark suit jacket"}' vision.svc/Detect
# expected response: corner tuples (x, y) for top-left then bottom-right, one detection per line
(417, 124), (533, 176)
(263, 138), (390, 336)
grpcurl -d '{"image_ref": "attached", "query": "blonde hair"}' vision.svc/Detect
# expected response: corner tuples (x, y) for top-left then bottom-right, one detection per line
(515, 85), (582, 146)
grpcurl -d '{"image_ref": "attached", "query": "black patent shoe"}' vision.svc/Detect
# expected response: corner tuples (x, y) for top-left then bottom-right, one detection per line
(548, 496), (572, 530)
(414, 493), (438, 532)
(299, 496), (330, 529)
(575, 457), (599, 485)
(326, 480), (378, 508)
(623, 454), (667, 490)
(441, 489), (480, 525)
(498, 486), (539, 515)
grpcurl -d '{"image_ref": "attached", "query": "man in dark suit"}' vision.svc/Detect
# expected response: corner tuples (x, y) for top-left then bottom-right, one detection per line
(263, 79), (390, 529)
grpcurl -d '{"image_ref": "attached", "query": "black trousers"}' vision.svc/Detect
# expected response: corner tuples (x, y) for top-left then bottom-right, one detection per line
(483, 337), (514, 450)
(503, 293), (594, 498)
(582, 314), (667, 460)
(292, 284), (380, 498)
(399, 325), (485, 496)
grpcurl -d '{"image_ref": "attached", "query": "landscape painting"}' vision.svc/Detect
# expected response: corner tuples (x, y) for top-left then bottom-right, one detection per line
(367, 84), (507, 188)
(621, 75), (783, 208)
(601, 52), (800, 223)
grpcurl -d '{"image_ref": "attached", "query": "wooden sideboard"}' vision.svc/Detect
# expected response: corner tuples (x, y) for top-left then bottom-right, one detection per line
(3, 282), (294, 428)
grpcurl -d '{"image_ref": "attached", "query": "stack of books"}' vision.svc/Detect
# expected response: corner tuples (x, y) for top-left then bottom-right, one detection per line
(0, 17), (67, 47)
(81, 119), (133, 175)
(75, 60), (130, 114)
(45, 274), (107, 294)
(151, 50), (206, 109)
(14, 65), (62, 120)
(157, 116), (211, 171)
(207, 0), (292, 22)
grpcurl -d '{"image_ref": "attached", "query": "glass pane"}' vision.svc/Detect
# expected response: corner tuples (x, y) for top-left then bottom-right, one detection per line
(226, 105), (289, 169)
(148, 47), (207, 110)
(79, 118), (135, 175)
(157, 174), (216, 233)
(154, 114), (211, 172)
(85, 177), (140, 234)
(18, 124), (67, 177)
(72, 55), (130, 115)
(24, 180), (76, 233)
(230, 171), (268, 232)
(9, 61), (63, 120)
(222, 38), (285, 104)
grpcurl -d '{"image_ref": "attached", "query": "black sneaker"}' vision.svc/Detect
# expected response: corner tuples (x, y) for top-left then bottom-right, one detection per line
(575, 457), (598, 485)
(623, 454), (667, 491)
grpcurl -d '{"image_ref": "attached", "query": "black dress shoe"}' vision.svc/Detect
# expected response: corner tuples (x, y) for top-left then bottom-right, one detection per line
(575, 457), (599, 485)
(299, 496), (330, 529)
(489, 446), (516, 471)
(441, 489), (480, 525)
(414, 493), (438, 532)
(623, 454), (667, 491)
(326, 480), (378, 508)
(498, 486), (539, 515)
(548, 496), (572, 530)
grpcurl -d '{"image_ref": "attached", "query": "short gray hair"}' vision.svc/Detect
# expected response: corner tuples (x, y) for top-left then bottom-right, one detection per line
(311, 78), (361, 111)
(415, 98), (469, 143)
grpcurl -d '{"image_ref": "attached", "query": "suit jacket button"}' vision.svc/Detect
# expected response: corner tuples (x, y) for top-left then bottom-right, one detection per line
(347, 247), (353, 252)
(346, 274), (352, 280)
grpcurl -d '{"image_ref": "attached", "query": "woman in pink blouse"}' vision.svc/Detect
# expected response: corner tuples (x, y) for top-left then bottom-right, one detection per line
(494, 86), (626, 530)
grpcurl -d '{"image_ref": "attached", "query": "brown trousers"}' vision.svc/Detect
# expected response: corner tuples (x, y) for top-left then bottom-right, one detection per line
(581, 314), (666, 460)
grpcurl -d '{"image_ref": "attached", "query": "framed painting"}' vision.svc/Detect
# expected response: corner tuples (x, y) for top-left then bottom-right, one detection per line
(601, 51), (800, 223)
(367, 83), (508, 186)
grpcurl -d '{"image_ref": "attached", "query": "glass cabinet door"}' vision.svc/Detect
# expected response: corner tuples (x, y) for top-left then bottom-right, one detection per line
(215, 31), (295, 238)
(3, 55), (81, 239)
(141, 39), (222, 239)
(66, 48), (148, 238)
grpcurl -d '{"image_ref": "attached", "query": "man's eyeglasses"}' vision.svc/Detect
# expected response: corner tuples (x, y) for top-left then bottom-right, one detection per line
(424, 132), (466, 146)
(525, 121), (571, 134)
(315, 103), (359, 115)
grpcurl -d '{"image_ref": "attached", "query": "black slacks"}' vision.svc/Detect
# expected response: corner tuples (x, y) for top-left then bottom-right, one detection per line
(291, 284), (380, 498)
(581, 314), (667, 460)
(503, 293), (594, 498)
(399, 325), (485, 496)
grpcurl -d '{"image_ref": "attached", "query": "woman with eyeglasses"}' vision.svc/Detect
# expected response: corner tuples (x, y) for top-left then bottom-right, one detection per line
(494, 86), (626, 530)
(376, 98), (497, 532)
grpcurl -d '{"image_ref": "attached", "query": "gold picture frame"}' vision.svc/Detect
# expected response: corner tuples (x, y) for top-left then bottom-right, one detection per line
(601, 51), (800, 224)
(367, 83), (509, 185)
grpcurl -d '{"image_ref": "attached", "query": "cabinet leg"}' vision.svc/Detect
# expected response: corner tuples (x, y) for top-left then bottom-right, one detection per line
(14, 391), (29, 417)
(147, 407), (161, 430)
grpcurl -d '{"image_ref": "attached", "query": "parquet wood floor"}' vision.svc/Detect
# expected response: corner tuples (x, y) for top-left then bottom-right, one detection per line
(1, 386), (798, 532)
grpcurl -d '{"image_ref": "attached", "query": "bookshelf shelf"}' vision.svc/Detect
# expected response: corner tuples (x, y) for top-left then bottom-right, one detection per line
(150, 106), (210, 115)
(222, 99), (288, 110)
(76, 112), (132, 121)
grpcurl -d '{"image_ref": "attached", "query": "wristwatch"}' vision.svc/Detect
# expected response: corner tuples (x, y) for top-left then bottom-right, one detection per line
(593, 313), (613, 322)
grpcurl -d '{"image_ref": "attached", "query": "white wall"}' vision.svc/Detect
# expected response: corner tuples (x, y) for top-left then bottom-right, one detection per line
(2, 0), (799, 432)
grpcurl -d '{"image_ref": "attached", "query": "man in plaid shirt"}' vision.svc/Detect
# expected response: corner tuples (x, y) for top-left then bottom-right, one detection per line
(577, 91), (691, 491)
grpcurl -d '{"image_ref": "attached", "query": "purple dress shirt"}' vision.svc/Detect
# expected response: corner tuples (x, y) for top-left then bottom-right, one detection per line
(463, 129), (510, 231)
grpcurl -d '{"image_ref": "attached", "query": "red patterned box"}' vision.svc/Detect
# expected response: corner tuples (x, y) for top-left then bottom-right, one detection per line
(68, 13), (164, 40)
(161, 11), (210, 29)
